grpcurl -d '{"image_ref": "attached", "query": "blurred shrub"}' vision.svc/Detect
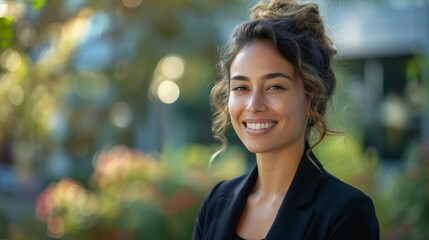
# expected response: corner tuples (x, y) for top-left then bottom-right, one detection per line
(314, 134), (429, 238)
(314, 135), (379, 193)
(378, 140), (429, 240)
(35, 144), (245, 239)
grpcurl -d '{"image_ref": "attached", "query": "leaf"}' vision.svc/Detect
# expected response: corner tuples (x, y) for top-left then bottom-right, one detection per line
(31, 0), (46, 11)
(0, 17), (14, 48)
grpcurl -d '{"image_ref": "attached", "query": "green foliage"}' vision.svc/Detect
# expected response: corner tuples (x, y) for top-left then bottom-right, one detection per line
(30, 0), (47, 11)
(315, 135), (379, 192)
(377, 141), (429, 239)
(0, 17), (14, 48)
(0, 0), (46, 48)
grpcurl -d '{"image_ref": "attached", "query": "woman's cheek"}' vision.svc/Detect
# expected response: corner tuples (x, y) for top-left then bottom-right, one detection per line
(228, 96), (243, 127)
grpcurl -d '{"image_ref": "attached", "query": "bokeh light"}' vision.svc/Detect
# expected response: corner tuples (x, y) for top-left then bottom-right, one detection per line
(18, 25), (37, 47)
(160, 54), (185, 80)
(0, 73), (12, 91)
(0, 49), (22, 72)
(149, 54), (185, 103)
(31, 95), (54, 124)
(8, 85), (24, 106)
(0, 2), (25, 20)
(122, 0), (142, 9)
(72, 71), (110, 100)
(157, 80), (180, 104)
(0, 3), (7, 17)
(109, 101), (133, 128)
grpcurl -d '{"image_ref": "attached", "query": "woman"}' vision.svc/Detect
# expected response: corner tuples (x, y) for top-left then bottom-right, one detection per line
(193, 0), (380, 239)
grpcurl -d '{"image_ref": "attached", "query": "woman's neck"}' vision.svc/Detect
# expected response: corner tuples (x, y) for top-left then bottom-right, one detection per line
(253, 141), (305, 198)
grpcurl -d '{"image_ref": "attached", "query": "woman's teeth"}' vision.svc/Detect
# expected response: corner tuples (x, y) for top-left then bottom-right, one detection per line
(246, 122), (275, 130)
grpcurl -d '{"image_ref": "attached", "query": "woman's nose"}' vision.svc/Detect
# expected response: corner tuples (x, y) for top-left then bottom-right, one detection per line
(245, 91), (267, 113)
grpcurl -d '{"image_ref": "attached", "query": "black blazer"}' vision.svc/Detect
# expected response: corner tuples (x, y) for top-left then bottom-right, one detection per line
(192, 150), (380, 240)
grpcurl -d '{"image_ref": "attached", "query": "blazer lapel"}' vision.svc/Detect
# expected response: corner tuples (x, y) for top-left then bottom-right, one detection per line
(266, 150), (323, 240)
(208, 166), (258, 240)
(207, 147), (324, 240)
(266, 208), (315, 239)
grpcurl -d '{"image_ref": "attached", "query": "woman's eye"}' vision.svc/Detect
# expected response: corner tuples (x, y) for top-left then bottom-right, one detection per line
(231, 86), (247, 91)
(268, 85), (285, 90)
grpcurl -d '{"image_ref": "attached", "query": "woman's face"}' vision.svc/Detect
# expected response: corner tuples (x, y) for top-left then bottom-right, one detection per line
(228, 40), (309, 154)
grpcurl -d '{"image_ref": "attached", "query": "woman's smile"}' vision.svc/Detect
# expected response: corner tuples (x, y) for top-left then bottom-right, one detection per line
(242, 120), (278, 136)
(244, 121), (277, 130)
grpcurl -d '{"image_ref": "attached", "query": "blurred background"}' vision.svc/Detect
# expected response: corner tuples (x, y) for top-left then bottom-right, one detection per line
(0, 0), (428, 239)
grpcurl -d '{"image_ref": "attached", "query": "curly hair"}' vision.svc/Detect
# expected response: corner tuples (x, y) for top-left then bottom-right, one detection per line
(210, 0), (337, 163)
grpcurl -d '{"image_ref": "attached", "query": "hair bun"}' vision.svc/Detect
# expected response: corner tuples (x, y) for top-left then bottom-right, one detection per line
(251, 0), (336, 54)
(251, 0), (301, 19)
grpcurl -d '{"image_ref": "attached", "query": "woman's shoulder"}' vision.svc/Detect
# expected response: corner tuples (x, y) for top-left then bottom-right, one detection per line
(314, 170), (380, 238)
(321, 170), (371, 199)
(317, 170), (377, 216)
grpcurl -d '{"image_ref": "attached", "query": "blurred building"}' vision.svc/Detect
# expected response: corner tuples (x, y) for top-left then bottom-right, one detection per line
(319, 0), (429, 162)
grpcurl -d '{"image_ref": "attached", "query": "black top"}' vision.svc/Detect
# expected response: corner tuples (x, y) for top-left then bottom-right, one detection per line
(233, 233), (264, 240)
(233, 233), (244, 240)
(192, 145), (380, 240)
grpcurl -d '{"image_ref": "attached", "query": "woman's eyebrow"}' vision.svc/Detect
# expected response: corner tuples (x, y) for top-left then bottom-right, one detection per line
(263, 72), (292, 81)
(230, 75), (249, 81)
(230, 72), (292, 81)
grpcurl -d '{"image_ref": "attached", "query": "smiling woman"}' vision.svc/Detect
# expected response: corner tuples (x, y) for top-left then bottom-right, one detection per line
(192, 0), (380, 240)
